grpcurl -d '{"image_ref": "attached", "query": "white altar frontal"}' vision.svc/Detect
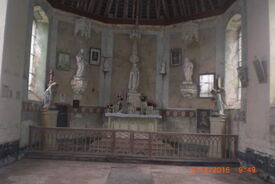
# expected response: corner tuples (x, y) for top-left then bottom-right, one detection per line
(104, 113), (162, 132)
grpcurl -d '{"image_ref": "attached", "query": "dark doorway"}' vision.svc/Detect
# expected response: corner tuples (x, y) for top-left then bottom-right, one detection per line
(56, 105), (68, 127)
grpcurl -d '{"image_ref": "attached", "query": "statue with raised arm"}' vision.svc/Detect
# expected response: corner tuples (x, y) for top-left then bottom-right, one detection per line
(183, 57), (193, 84)
(43, 82), (58, 110)
(211, 88), (225, 116)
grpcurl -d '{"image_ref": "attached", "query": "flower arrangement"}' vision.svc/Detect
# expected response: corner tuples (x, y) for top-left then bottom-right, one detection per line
(116, 92), (126, 101)
(140, 95), (147, 102)
(106, 102), (113, 113)
(147, 100), (156, 108)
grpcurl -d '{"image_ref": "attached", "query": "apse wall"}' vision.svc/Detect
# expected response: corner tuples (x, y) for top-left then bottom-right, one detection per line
(52, 12), (216, 110)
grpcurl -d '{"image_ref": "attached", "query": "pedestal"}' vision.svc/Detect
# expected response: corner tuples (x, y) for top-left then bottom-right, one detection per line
(127, 92), (141, 108)
(40, 110), (58, 150)
(71, 77), (88, 100)
(208, 116), (227, 158)
(210, 116), (226, 134)
(180, 83), (197, 98)
(40, 110), (58, 127)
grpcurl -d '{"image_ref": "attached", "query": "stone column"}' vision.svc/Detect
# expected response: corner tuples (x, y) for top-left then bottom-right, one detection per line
(155, 33), (170, 108)
(99, 30), (113, 106)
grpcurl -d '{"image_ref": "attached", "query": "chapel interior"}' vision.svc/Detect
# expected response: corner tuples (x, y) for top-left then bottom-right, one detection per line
(0, 0), (275, 183)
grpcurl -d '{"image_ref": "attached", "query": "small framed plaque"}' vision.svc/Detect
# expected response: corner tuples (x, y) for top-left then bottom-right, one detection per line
(170, 48), (182, 66)
(56, 52), (70, 71)
(89, 48), (101, 65)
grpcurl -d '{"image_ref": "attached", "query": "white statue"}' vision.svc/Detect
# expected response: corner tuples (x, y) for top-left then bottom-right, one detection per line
(211, 88), (225, 116)
(71, 49), (88, 100)
(183, 57), (194, 83)
(160, 62), (166, 75)
(43, 82), (58, 110)
(75, 49), (86, 78)
(128, 63), (139, 92)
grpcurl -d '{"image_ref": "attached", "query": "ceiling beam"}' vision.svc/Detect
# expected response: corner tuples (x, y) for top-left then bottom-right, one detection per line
(194, 0), (199, 14)
(123, 0), (129, 18)
(176, 0), (184, 17)
(87, 0), (96, 13)
(178, 0), (187, 17)
(199, 0), (206, 12)
(132, 0), (136, 18)
(171, 0), (179, 18)
(208, 0), (215, 10)
(146, 0), (150, 19)
(104, 0), (113, 16)
(95, 0), (104, 15)
(161, 0), (169, 19)
(155, 0), (160, 19)
(114, 0), (120, 18)
(185, 0), (191, 16)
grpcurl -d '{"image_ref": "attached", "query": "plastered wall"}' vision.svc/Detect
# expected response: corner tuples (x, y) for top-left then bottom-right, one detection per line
(54, 21), (101, 106)
(0, 0), (31, 144)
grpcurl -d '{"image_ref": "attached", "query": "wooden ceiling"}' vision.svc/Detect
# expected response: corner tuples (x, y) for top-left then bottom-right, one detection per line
(47, 0), (236, 25)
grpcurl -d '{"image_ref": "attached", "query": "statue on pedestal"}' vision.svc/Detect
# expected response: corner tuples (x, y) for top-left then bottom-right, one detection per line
(43, 82), (58, 110)
(180, 57), (197, 98)
(71, 49), (88, 100)
(183, 57), (193, 84)
(75, 49), (86, 78)
(128, 63), (140, 92)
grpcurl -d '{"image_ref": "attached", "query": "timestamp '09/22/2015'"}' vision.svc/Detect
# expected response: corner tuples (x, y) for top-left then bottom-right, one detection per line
(191, 167), (257, 174)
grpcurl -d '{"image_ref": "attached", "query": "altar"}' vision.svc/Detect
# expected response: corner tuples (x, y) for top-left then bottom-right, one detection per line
(104, 113), (162, 132)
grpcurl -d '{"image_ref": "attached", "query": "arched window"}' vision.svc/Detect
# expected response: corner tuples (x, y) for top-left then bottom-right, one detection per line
(28, 6), (49, 101)
(225, 14), (242, 109)
(0, 0), (8, 81)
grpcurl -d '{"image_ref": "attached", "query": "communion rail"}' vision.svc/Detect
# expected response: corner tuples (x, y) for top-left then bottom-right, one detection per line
(28, 126), (238, 162)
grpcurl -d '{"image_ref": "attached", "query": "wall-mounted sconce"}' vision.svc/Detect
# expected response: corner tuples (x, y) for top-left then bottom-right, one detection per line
(160, 62), (166, 75)
(102, 56), (112, 73)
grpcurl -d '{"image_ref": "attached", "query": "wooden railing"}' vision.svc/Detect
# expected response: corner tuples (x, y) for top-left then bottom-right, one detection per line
(28, 126), (238, 161)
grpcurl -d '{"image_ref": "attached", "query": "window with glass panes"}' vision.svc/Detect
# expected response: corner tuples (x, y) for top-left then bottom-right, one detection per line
(199, 74), (215, 98)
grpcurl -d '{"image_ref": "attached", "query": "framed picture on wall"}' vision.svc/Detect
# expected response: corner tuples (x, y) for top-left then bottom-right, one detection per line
(56, 52), (70, 71)
(89, 48), (101, 65)
(197, 109), (211, 133)
(170, 48), (182, 66)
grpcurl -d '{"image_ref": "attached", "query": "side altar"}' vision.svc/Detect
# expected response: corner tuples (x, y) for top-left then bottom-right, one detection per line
(104, 113), (161, 132)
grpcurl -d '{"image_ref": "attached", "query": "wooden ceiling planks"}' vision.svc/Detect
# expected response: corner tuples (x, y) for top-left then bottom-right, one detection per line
(47, 0), (237, 25)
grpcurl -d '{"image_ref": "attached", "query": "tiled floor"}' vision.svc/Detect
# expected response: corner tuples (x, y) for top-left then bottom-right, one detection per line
(0, 159), (268, 184)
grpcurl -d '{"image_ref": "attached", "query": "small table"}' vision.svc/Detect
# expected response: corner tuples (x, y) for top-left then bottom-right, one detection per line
(104, 113), (162, 132)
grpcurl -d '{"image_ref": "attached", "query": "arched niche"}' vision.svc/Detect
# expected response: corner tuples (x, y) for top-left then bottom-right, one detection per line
(225, 14), (242, 109)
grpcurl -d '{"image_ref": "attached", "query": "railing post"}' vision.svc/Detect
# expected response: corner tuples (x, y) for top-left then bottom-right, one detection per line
(111, 130), (116, 153)
(29, 126), (33, 151)
(149, 133), (152, 158)
(130, 131), (134, 154)
(233, 136), (238, 159)
(221, 135), (226, 158)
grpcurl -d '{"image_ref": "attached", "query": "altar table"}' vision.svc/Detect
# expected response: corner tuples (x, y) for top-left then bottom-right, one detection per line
(104, 113), (162, 132)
